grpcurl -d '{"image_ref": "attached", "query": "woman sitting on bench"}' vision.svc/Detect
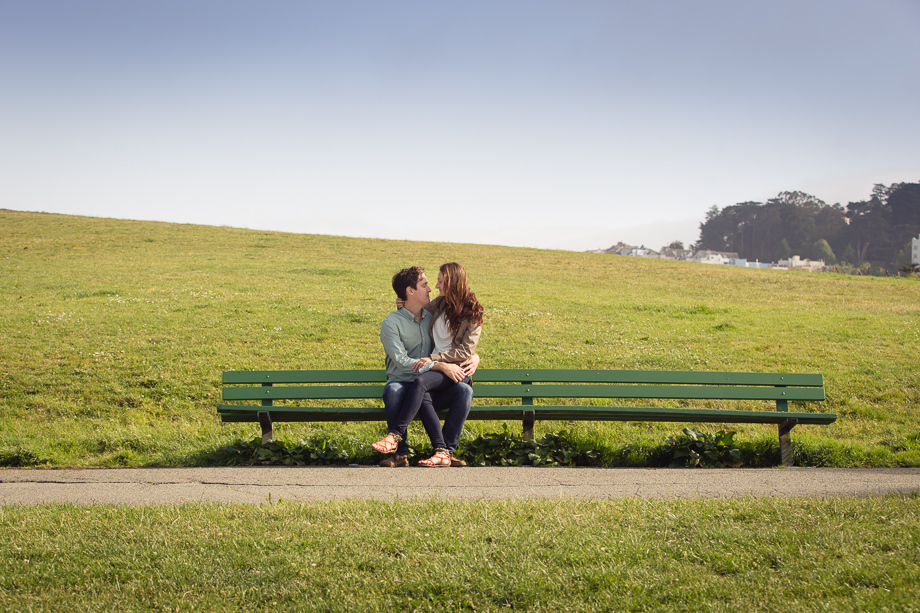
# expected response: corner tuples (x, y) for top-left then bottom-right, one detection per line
(372, 262), (484, 466)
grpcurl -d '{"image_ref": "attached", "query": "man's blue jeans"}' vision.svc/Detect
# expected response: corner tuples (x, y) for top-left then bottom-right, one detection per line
(383, 380), (472, 455)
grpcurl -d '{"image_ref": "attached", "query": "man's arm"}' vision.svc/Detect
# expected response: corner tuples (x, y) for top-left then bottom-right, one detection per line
(380, 318), (425, 372)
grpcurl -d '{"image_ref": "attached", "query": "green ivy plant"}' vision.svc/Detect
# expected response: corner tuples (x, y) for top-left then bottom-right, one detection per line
(458, 424), (600, 467)
(207, 427), (767, 468)
(211, 437), (351, 466)
(664, 428), (744, 468)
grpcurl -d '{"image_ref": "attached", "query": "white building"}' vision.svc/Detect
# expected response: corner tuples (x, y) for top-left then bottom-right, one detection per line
(776, 255), (826, 272)
(658, 247), (693, 261)
(912, 234), (920, 265)
(689, 250), (738, 265)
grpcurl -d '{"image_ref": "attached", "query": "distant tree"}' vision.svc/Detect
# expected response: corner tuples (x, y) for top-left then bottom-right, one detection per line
(887, 183), (920, 250)
(696, 205), (733, 252)
(846, 194), (892, 264)
(668, 241), (685, 249)
(892, 242), (914, 271)
(696, 182), (920, 271)
(767, 191), (826, 257)
(695, 191), (846, 262)
(840, 244), (856, 265)
(812, 239), (836, 265)
(776, 239), (791, 260)
(813, 202), (849, 257)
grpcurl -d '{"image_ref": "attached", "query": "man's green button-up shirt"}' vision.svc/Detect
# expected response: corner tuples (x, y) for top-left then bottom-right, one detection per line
(380, 308), (433, 383)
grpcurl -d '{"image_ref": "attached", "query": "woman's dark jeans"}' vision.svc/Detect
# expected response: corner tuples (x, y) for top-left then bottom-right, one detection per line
(382, 375), (473, 455)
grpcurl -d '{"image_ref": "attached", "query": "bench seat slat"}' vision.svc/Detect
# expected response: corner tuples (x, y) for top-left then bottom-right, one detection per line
(217, 404), (836, 425)
(219, 406), (387, 422)
(514, 406), (837, 425)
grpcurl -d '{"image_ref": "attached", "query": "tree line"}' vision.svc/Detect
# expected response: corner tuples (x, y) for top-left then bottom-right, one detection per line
(695, 182), (920, 273)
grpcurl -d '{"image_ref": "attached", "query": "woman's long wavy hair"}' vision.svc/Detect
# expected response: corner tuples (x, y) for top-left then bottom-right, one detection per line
(439, 262), (484, 338)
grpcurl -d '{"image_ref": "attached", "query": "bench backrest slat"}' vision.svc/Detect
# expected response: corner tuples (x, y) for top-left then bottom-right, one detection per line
(224, 385), (385, 401)
(222, 383), (824, 402)
(223, 370), (387, 384)
(473, 369), (823, 387)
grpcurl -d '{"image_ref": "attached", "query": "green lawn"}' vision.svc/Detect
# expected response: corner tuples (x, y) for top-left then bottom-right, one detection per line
(4, 210), (920, 612)
(2, 209), (919, 467)
(3, 496), (918, 612)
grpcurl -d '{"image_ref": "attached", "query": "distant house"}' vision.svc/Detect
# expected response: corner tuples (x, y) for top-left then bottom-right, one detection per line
(688, 250), (739, 265)
(658, 247), (693, 261)
(912, 234), (920, 265)
(598, 242), (637, 256)
(727, 259), (771, 269)
(593, 242), (658, 257)
(776, 255), (826, 272)
(629, 247), (659, 258)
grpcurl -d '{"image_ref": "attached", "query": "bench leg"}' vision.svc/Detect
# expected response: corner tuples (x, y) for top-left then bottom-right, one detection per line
(522, 412), (535, 442)
(258, 411), (273, 445)
(778, 418), (798, 466)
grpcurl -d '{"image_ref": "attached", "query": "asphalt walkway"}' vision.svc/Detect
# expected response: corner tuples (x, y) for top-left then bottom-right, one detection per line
(2, 467), (918, 505)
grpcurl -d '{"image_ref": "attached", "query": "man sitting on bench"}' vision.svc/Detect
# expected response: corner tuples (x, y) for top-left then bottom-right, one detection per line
(376, 266), (479, 467)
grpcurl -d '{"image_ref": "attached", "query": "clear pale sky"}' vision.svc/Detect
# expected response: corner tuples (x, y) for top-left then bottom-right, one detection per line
(2, 1), (919, 251)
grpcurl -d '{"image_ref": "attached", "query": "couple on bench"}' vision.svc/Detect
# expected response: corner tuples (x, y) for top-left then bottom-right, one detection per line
(372, 263), (483, 467)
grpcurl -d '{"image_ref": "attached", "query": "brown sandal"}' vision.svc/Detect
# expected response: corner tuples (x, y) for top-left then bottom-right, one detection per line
(378, 454), (409, 467)
(418, 449), (451, 467)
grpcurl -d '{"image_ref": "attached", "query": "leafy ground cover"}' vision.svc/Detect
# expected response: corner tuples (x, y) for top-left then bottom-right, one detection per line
(2, 496), (918, 612)
(2, 209), (919, 467)
(208, 426), (777, 468)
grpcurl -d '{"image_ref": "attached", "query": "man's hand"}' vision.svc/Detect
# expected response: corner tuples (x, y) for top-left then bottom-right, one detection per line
(460, 354), (480, 378)
(413, 357), (432, 372)
(432, 362), (465, 383)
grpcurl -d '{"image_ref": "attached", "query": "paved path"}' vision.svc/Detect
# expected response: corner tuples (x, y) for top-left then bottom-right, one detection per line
(1, 467), (918, 505)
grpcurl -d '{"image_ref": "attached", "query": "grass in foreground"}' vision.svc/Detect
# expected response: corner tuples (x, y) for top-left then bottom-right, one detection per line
(2, 496), (918, 612)
(2, 210), (920, 467)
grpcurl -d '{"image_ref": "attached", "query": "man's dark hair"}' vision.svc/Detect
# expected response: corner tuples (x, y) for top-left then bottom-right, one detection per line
(391, 266), (425, 301)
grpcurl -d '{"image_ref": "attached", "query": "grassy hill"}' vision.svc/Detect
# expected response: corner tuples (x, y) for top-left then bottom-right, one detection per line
(2, 209), (919, 467)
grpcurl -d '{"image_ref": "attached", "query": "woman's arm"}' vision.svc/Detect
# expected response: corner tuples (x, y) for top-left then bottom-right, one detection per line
(429, 323), (481, 363)
(430, 361), (466, 383)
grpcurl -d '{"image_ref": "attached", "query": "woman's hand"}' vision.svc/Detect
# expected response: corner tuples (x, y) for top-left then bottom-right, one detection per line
(432, 362), (465, 383)
(395, 298), (406, 310)
(413, 357), (432, 372)
(460, 354), (480, 378)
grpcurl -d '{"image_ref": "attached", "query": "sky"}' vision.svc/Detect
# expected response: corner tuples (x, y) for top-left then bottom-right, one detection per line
(2, 1), (919, 252)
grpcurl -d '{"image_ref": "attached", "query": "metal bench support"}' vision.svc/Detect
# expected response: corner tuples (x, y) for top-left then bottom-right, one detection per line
(258, 411), (273, 445)
(778, 418), (798, 466)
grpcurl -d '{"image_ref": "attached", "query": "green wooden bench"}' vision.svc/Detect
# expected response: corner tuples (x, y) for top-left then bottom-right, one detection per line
(218, 369), (836, 466)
